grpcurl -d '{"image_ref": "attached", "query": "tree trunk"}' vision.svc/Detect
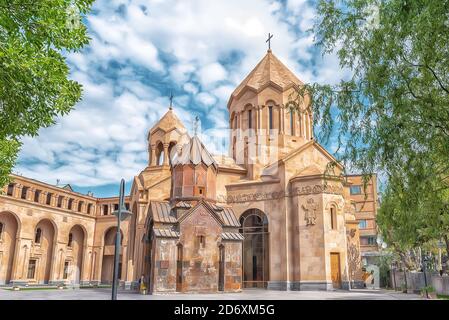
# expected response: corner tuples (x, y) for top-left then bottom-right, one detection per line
(444, 234), (449, 257)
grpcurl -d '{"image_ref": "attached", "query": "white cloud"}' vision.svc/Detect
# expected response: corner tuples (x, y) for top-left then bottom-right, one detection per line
(198, 63), (227, 88)
(196, 92), (217, 107)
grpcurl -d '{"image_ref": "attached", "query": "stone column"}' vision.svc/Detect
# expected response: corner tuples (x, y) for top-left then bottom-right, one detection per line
(28, 188), (36, 202)
(279, 105), (284, 134)
(61, 196), (68, 209)
(149, 144), (155, 166)
(73, 199), (78, 212)
(13, 184), (22, 198)
(39, 191), (46, 204)
(309, 113), (313, 139)
(163, 143), (169, 166)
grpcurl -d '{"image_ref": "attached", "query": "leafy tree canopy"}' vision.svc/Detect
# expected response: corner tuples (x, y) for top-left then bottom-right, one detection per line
(293, 0), (449, 258)
(0, 0), (93, 187)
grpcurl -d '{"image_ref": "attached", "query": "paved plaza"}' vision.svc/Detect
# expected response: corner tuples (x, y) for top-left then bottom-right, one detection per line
(0, 288), (423, 300)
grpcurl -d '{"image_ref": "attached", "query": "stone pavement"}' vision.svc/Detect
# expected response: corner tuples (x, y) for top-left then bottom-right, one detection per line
(0, 288), (423, 300)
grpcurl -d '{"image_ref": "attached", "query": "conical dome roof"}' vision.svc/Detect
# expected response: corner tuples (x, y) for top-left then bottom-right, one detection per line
(228, 50), (303, 107)
(171, 135), (218, 169)
(149, 108), (187, 135)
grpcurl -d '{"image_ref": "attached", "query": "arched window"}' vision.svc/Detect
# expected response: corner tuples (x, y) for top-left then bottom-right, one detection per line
(0, 222), (4, 239)
(21, 186), (29, 200)
(290, 111), (295, 135)
(35, 228), (42, 244)
(7, 183), (14, 196)
(168, 141), (177, 166)
(34, 190), (41, 203)
(67, 198), (74, 210)
(46, 193), (52, 205)
(57, 196), (63, 208)
(330, 206), (337, 230)
(68, 233), (73, 247)
(248, 109), (252, 134)
(239, 209), (269, 288)
(268, 106), (273, 131)
(155, 142), (164, 166)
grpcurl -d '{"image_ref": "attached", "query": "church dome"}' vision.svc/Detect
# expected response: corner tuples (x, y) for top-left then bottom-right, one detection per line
(228, 50), (303, 107)
(171, 135), (218, 170)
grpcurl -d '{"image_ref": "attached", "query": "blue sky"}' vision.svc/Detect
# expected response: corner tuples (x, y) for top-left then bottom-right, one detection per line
(14, 0), (352, 198)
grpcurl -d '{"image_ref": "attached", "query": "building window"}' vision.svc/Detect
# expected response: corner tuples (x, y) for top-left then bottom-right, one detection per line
(330, 206), (337, 230)
(35, 228), (42, 244)
(361, 236), (376, 245)
(103, 204), (109, 215)
(34, 190), (41, 203)
(290, 112), (295, 135)
(0, 222), (3, 240)
(87, 203), (93, 215)
(268, 106), (273, 130)
(7, 184), (14, 196)
(114, 203), (119, 211)
(27, 259), (37, 279)
(248, 109), (252, 135)
(198, 235), (206, 249)
(21, 186), (29, 200)
(68, 233), (73, 247)
(359, 220), (367, 229)
(67, 198), (74, 210)
(46, 193), (52, 205)
(63, 261), (70, 279)
(78, 201), (83, 212)
(350, 185), (362, 195)
(125, 203), (130, 210)
(57, 196), (64, 208)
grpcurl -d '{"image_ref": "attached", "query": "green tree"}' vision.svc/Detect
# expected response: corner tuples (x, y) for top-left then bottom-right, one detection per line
(0, 0), (93, 188)
(293, 0), (449, 248)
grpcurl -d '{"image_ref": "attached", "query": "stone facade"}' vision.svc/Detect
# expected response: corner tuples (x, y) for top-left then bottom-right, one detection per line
(0, 49), (375, 293)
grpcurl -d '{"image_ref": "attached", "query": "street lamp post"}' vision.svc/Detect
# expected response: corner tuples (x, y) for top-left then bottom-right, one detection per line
(111, 179), (132, 300)
(422, 253), (429, 299)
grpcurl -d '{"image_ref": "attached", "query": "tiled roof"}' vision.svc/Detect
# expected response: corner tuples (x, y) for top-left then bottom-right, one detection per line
(150, 201), (177, 223)
(230, 50), (303, 101)
(221, 232), (244, 241)
(173, 201), (192, 209)
(171, 135), (218, 169)
(153, 228), (179, 238)
(215, 207), (240, 227)
(150, 200), (241, 228)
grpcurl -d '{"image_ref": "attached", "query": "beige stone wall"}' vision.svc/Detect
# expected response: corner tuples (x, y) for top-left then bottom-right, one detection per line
(0, 176), (130, 286)
(0, 194), (96, 284)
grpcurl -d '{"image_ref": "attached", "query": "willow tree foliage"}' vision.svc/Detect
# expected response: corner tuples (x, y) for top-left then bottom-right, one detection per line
(0, 0), (93, 187)
(293, 0), (449, 251)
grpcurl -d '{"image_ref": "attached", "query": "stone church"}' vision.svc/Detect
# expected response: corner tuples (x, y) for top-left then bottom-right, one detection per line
(0, 49), (368, 293)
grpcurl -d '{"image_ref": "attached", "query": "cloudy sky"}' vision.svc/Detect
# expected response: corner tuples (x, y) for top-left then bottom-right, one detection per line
(14, 0), (350, 197)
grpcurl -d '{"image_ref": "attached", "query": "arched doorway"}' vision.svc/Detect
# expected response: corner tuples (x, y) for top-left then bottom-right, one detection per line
(101, 227), (123, 284)
(33, 219), (56, 284)
(0, 212), (19, 284)
(239, 209), (269, 288)
(67, 225), (85, 283)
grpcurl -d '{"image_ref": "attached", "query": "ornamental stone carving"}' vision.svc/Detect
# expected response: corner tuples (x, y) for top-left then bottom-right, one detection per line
(302, 198), (318, 226)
